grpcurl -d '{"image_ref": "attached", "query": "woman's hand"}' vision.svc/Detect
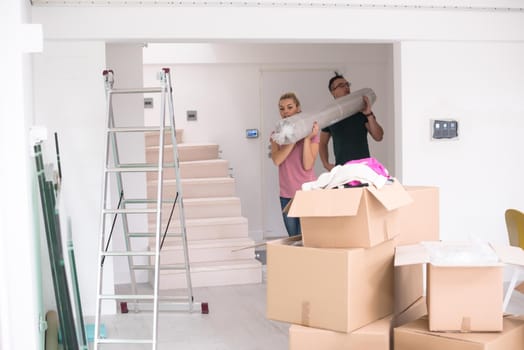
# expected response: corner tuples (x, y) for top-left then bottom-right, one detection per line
(308, 121), (319, 139)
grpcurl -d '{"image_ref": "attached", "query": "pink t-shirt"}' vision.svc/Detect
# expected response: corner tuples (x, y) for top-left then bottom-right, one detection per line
(278, 134), (320, 198)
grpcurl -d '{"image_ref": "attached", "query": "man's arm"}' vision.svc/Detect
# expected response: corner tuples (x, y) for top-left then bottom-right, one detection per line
(361, 95), (384, 141)
(319, 131), (334, 171)
(365, 114), (384, 141)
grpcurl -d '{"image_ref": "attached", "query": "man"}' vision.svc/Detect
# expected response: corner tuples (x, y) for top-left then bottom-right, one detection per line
(319, 73), (384, 171)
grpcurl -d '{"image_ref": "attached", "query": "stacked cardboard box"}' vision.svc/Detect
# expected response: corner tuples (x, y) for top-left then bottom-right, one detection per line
(395, 315), (524, 350)
(394, 242), (524, 350)
(267, 237), (396, 334)
(266, 180), (439, 349)
(392, 186), (524, 349)
(268, 178), (524, 349)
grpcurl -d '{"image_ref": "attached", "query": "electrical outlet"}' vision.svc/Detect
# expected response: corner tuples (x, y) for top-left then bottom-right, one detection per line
(431, 119), (459, 140)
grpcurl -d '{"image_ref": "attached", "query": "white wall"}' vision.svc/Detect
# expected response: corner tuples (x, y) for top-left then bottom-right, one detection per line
(0, 1), (43, 349)
(32, 41), (112, 317)
(143, 43), (394, 240)
(398, 41), (524, 243)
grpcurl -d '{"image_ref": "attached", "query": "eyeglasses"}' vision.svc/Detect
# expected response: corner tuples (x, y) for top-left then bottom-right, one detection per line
(331, 82), (351, 91)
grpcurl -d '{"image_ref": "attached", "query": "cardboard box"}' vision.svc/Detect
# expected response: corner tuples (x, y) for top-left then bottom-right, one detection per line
(397, 186), (439, 245)
(427, 263), (503, 331)
(394, 242), (524, 332)
(393, 297), (427, 328)
(289, 315), (393, 350)
(394, 264), (425, 316)
(394, 316), (524, 350)
(266, 237), (395, 333)
(287, 180), (413, 248)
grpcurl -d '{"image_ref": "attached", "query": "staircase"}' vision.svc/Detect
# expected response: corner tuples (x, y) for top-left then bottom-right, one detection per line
(145, 129), (262, 289)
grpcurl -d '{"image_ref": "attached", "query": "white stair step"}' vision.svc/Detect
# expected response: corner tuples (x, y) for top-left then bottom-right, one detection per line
(144, 129), (184, 147)
(146, 143), (219, 163)
(151, 259), (263, 289)
(146, 177), (236, 199)
(157, 217), (249, 242)
(148, 197), (241, 221)
(147, 159), (229, 181)
(155, 238), (256, 264)
(178, 159), (229, 179)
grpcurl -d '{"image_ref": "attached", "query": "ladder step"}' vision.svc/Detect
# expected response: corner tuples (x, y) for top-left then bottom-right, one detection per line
(106, 166), (159, 173)
(108, 87), (162, 94)
(128, 232), (183, 238)
(102, 251), (155, 257)
(103, 208), (157, 214)
(97, 338), (153, 344)
(132, 264), (187, 271)
(99, 294), (154, 300)
(99, 294), (191, 302)
(121, 300), (200, 313)
(124, 199), (177, 204)
(108, 126), (172, 133)
(114, 162), (177, 169)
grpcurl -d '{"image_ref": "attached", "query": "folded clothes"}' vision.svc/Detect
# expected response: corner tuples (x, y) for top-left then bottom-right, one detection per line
(302, 162), (388, 191)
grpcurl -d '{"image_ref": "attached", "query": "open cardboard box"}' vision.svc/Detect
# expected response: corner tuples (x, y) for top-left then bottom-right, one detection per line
(287, 179), (413, 248)
(395, 241), (524, 332)
(266, 237), (395, 333)
(394, 315), (524, 350)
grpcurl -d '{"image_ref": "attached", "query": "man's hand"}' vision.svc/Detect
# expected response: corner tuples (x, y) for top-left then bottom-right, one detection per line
(362, 95), (372, 115)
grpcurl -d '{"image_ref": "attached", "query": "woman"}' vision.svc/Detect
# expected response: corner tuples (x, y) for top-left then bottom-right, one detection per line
(271, 92), (319, 236)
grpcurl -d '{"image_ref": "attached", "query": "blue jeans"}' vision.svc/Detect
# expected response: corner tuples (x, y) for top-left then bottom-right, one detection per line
(280, 197), (301, 237)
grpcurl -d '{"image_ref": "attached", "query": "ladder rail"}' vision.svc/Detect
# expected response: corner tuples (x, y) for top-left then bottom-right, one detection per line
(165, 70), (196, 311)
(148, 70), (171, 348)
(93, 87), (114, 350)
(95, 72), (141, 349)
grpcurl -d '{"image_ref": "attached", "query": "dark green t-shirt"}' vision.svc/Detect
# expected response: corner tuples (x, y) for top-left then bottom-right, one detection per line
(322, 112), (369, 165)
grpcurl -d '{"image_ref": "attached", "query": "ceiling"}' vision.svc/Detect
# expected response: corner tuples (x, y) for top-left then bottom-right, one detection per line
(30, 0), (524, 11)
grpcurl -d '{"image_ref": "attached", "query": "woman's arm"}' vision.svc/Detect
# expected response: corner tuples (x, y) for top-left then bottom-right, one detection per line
(271, 140), (295, 166)
(302, 122), (319, 170)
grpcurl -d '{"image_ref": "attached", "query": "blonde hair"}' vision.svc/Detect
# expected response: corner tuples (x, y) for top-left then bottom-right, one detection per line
(278, 92), (301, 108)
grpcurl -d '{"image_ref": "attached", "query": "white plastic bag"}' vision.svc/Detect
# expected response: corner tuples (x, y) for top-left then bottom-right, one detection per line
(271, 88), (377, 145)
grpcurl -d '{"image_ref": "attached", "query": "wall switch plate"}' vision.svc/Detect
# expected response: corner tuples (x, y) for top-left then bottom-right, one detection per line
(431, 119), (459, 140)
(186, 111), (197, 121)
(246, 128), (259, 138)
(187, 110), (197, 121)
(144, 97), (154, 109)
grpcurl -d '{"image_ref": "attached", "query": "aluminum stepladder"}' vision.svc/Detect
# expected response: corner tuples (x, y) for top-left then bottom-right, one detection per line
(94, 68), (207, 350)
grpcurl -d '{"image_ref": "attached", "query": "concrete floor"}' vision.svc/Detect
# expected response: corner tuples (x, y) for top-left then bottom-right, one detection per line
(84, 269), (524, 350)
